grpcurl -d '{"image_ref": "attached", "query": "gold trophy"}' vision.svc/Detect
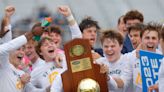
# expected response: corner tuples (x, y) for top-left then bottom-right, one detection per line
(77, 78), (100, 92)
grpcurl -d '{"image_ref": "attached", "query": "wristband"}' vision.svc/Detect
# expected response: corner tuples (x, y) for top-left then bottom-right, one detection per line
(66, 15), (74, 22)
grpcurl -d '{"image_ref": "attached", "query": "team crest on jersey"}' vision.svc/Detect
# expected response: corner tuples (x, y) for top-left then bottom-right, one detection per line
(48, 71), (59, 84)
(16, 79), (24, 89)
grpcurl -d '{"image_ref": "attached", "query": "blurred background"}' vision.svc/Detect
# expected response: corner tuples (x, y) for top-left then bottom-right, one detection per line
(1, 0), (164, 47)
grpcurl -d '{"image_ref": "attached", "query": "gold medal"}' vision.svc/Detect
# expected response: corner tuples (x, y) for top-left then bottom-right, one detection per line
(70, 45), (85, 56)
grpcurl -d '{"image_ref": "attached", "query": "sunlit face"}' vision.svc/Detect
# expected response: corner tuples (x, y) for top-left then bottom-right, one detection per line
(39, 39), (57, 62)
(10, 47), (25, 67)
(129, 30), (141, 49)
(24, 42), (38, 62)
(142, 30), (159, 52)
(102, 38), (122, 63)
(82, 26), (97, 47)
(49, 32), (62, 48)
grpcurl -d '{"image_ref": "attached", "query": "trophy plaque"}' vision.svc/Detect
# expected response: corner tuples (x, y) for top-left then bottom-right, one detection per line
(62, 38), (108, 92)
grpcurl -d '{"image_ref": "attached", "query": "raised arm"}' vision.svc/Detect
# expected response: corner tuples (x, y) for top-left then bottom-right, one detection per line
(0, 5), (15, 43)
(57, 5), (82, 39)
(0, 22), (44, 54)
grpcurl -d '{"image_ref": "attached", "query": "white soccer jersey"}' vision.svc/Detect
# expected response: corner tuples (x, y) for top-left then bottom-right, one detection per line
(0, 35), (27, 92)
(50, 75), (63, 92)
(96, 55), (132, 92)
(0, 33), (48, 92)
(127, 49), (162, 92)
(30, 54), (67, 90)
(32, 58), (45, 70)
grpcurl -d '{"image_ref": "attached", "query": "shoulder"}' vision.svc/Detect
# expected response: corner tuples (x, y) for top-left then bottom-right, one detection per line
(96, 57), (108, 65)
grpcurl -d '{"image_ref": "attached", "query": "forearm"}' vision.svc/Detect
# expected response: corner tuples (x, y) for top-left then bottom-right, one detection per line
(24, 32), (34, 41)
(67, 15), (82, 39)
(67, 14), (76, 26)
(0, 17), (8, 38)
(4, 15), (10, 26)
(0, 35), (27, 54)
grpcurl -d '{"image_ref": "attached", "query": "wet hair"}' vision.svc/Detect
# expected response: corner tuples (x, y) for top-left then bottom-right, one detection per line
(79, 17), (100, 33)
(128, 23), (145, 34)
(124, 10), (144, 24)
(35, 37), (54, 60)
(140, 22), (161, 39)
(100, 29), (124, 45)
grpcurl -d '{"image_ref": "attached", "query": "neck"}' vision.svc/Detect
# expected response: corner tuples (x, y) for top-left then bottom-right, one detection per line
(31, 56), (39, 64)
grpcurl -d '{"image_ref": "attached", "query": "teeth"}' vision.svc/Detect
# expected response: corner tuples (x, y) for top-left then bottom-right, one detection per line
(17, 54), (23, 60)
(106, 53), (113, 56)
(26, 52), (32, 56)
(147, 44), (154, 48)
(147, 46), (154, 48)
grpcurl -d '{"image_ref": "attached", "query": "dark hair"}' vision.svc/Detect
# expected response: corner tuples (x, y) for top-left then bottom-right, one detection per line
(35, 37), (54, 60)
(79, 17), (100, 33)
(140, 22), (161, 39)
(128, 23), (145, 33)
(100, 29), (124, 45)
(124, 10), (144, 24)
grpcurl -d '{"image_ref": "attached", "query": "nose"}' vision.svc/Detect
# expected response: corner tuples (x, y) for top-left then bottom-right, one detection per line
(148, 38), (154, 43)
(91, 31), (97, 36)
(107, 47), (112, 51)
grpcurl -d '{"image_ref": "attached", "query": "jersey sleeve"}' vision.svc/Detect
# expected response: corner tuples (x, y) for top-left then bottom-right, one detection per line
(69, 22), (82, 39)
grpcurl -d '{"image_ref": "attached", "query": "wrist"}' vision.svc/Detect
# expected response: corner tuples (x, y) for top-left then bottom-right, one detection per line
(25, 32), (34, 41)
(66, 14), (76, 25)
(66, 14), (74, 22)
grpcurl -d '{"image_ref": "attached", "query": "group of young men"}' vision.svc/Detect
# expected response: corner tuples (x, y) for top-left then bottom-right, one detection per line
(0, 5), (164, 92)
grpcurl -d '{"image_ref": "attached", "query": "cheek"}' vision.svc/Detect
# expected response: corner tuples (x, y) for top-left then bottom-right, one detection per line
(40, 47), (46, 54)
(103, 48), (108, 53)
